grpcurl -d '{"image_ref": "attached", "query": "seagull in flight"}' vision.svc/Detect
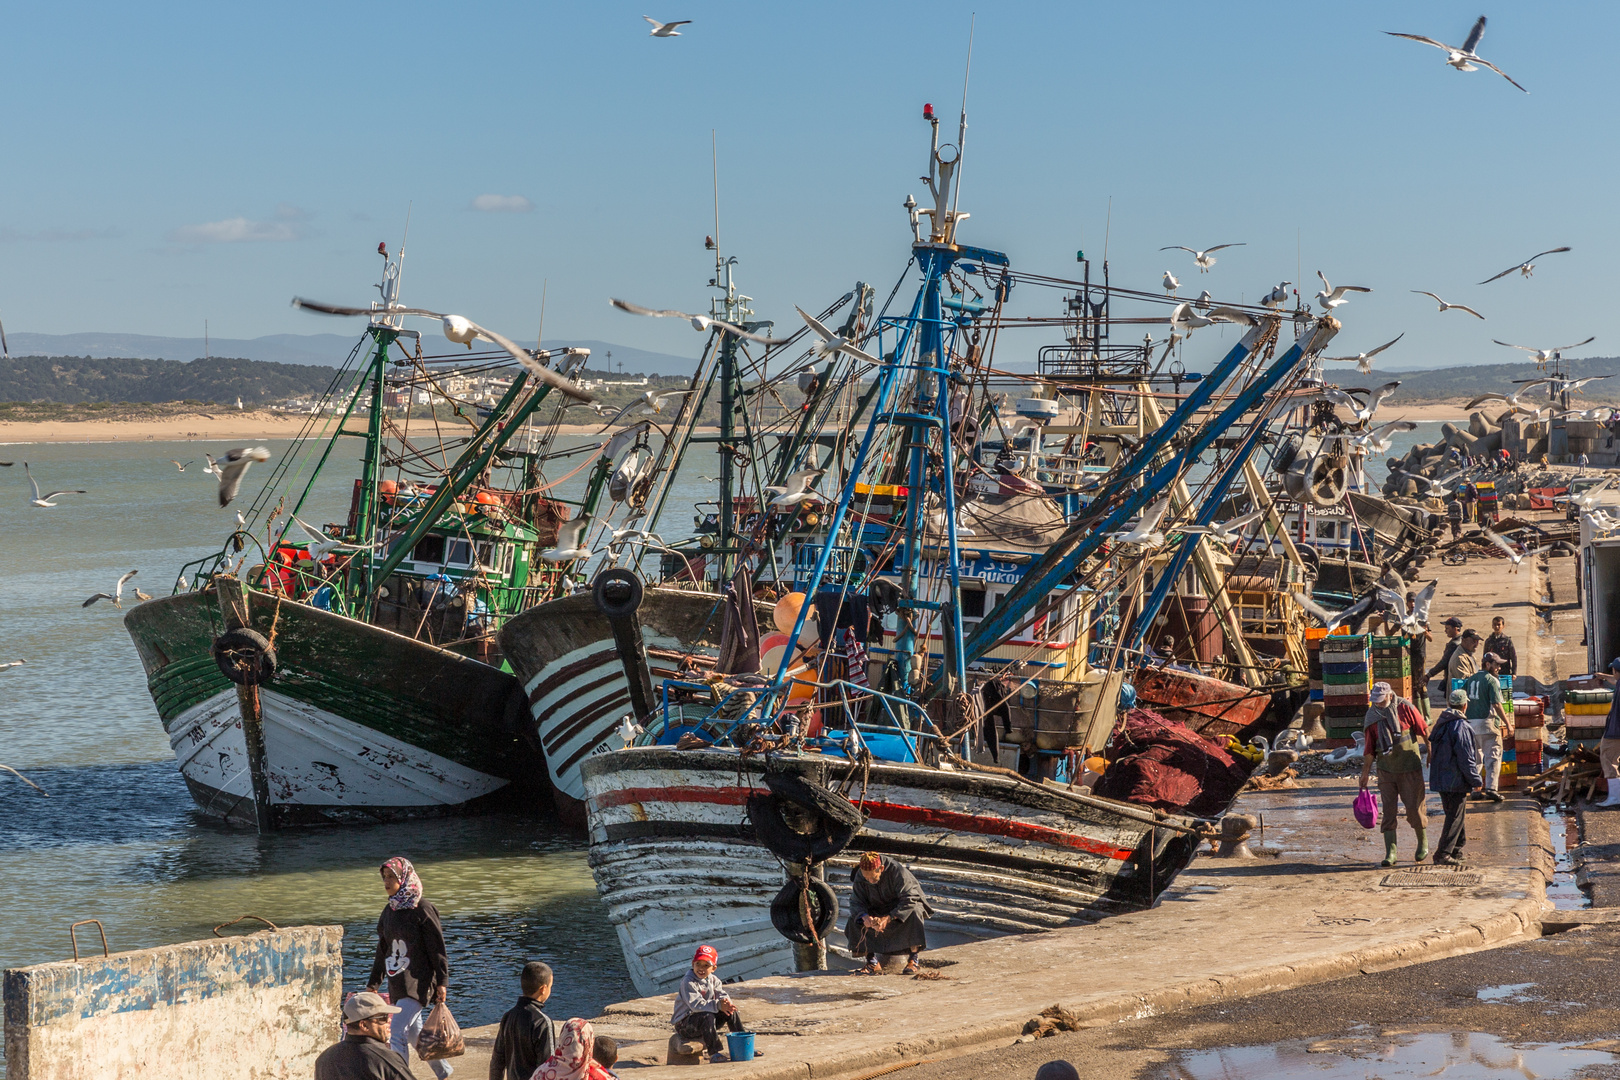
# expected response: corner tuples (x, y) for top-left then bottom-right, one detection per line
(797, 307), (881, 366)
(1108, 494), (1173, 549)
(0, 660), (25, 673)
(1323, 334), (1405, 375)
(643, 16), (690, 36)
(1480, 247), (1571, 284)
(1410, 291), (1484, 320)
(1492, 337), (1595, 369)
(1391, 468), (1465, 496)
(1550, 374), (1615, 395)
(1323, 382), (1400, 423)
(201, 454), (223, 479)
(1181, 505), (1269, 545)
(540, 517), (592, 562)
(1463, 380), (1553, 410)
(292, 298), (595, 401)
(596, 389), (692, 431)
(168, 459), (194, 472)
(1260, 282), (1291, 308)
(1347, 418), (1419, 455)
(1481, 528), (1525, 566)
(83, 570), (139, 609)
(288, 515), (350, 562)
(1558, 406), (1617, 422)
(1385, 16), (1527, 92)
(215, 447), (270, 507)
(1315, 271), (1370, 311)
(1159, 243), (1245, 273)
(765, 467), (827, 509)
(1296, 590), (1380, 633)
(1161, 271), (1180, 296)
(24, 463), (85, 508)
(1169, 302), (1216, 341)
(611, 298), (788, 347)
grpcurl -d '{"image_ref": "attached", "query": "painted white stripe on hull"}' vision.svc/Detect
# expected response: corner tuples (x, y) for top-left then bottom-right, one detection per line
(166, 688), (506, 810)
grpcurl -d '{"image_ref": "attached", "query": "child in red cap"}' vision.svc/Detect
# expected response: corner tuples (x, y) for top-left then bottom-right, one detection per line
(671, 944), (749, 1060)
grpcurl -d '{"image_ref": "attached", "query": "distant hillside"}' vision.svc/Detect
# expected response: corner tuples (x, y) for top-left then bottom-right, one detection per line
(1349, 356), (1620, 403)
(0, 356), (350, 406)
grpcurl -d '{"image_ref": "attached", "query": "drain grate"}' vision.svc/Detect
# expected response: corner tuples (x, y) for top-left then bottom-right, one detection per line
(1382, 865), (1483, 888)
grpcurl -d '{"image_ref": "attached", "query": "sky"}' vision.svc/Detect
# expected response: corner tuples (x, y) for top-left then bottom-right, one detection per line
(0, 1), (1614, 373)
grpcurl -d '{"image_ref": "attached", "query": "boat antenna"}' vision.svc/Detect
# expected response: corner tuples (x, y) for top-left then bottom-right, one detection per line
(1103, 196), (1112, 266)
(536, 278), (548, 353)
(712, 129), (721, 266)
(946, 13), (975, 229)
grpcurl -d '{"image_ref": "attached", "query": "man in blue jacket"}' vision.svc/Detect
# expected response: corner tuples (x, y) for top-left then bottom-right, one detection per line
(1429, 688), (1483, 865)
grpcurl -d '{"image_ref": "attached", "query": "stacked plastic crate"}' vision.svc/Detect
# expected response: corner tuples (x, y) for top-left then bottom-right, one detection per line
(1321, 634), (1371, 741)
(1565, 685), (1612, 750)
(1305, 628), (1327, 730)
(1513, 696), (1548, 783)
(1370, 635), (1413, 702)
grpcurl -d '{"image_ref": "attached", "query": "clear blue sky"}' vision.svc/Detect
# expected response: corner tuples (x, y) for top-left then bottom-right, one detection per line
(1, 1), (1611, 370)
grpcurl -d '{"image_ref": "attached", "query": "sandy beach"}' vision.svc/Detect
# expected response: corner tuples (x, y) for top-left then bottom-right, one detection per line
(0, 412), (655, 444)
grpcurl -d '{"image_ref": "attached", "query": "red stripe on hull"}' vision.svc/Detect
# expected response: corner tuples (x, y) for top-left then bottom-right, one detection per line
(590, 785), (1136, 862)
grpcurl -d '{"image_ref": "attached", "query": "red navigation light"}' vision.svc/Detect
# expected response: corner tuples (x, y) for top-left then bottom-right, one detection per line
(922, 103), (935, 120)
(377, 241), (388, 256)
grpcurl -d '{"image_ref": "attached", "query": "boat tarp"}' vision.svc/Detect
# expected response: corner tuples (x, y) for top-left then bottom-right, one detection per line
(923, 489), (1069, 554)
(1092, 707), (1251, 817)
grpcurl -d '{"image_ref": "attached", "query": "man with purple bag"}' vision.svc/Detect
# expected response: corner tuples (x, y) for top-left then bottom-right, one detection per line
(1359, 681), (1431, 868)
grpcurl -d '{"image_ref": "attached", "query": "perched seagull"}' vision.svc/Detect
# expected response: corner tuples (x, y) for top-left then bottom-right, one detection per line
(611, 298), (788, 347)
(1482, 528), (1524, 566)
(1391, 468), (1465, 496)
(201, 454), (223, 479)
(1323, 381), (1400, 423)
(1161, 270), (1180, 296)
(1385, 16), (1527, 92)
(1193, 290), (1214, 312)
(1296, 590), (1380, 632)
(1323, 334), (1405, 375)
(1159, 243), (1245, 273)
(83, 570), (139, 609)
(1492, 338), (1595, 369)
(1108, 494), (1173, 548)
(1480, 247), (1571, 284)
(24, 463), (85, 508)
(1410, 291), (1485, 320)
(235, 511), (247, 528)
(1352, 418), (1419, 455)
(540, 517), (592, 562)
(765, 468), (827, 508)
(596, 389), (692, 430)
(215, 446), (270, 507)
(1260, 282), (1292, 308)
(1464, 379), (1553, 410)
(643, 16), (690, 36)
(168, 459), (194, 472)
(0, 660), (24, 672)
(616, 715), (644, 747)
(132, 587), (153, 602)
(292, 298), (595, 401)
(1315, 270), (1371, 311)
(797, 307), (881, 366)
(235, 396), (244, 410)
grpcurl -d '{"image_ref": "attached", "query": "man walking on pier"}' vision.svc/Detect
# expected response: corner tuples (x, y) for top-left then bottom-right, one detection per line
(1464, 653), (1510, 802)
(1425, 617), (1463, 707)
(1359, 682), (1430, 867)
(1428, 689), (1483, 864)
(1484, 616), (1518, 686)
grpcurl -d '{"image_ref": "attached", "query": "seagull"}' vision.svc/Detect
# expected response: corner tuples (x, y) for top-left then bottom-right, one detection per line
(292, 298), (595, 401)
(540, 517), (592, 562)
(215, 447), (270, 507)
(1492, 338), (1594, 368)
(765, 467), (827, 508)
(611, 298), (788, 347)
(83, 570), (139, 609)
(1464, 379), (1554, 410)
(1182, 506), (1269, 544)
(201, 453), (223, 479)
(1108, 494), (1173, 548)
(24, 463), (86, 508)
(1378, 579), (1438, 633)
(596, 389), (692, 430)
(1315, 270), (1371, 311)
(610, 526), (664, 546)
(797, 307), (881, 366)
(235, 511), (246, 528)
(1260, 282), (1291, 308)
(1385, 16), (1527, 92)
(132, 587), (153, 602)
(168, 460), (194, 472)
(1193, 290), (1213, 312)
(1159, 243), (1245, 273)
(1323, 382), (1400, 423)
(643, 16), (690, 36)
(1323, 334), (1405, 376)
(288, 515), (347, 561)
(235, 396), (244, 410)
(1169, 302), (1216, 340)
(1482, 528), (1524, 565)
(1296, 590), (1380, 632)
(1480, 247), (1571, 284)
(0, 660), (24, 672)
(1551, 374), (1616, 395)
(1391, 468), (1465, 496)
(1567, 476), (1618, 511)
(1410, 291), (1484, 320)
(617, 715), (645, 747)
(1161, 271), (1180, 296)
(1558, 406), (1617, 422)
(1351, 418), (1419, 455)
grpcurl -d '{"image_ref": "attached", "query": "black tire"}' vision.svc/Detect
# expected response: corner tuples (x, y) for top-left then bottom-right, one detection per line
(764, 770), (866, 831)
(747, 792), (863, 864)
(212, 627), (277, 686)
(592, 569), (644, 619)
(769, 877), (839, 944)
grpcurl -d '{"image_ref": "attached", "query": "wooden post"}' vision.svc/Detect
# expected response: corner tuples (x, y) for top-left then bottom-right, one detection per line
(217, 576), (275, 834)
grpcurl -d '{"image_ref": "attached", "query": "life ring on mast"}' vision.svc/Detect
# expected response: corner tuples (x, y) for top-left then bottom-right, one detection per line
(212, 627), (277, 686)
(769, 877), (839, 944)
(746, 771), (865, 865)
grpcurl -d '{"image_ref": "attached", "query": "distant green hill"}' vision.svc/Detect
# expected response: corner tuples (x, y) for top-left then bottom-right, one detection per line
(1356, 357), (1620, 403)
(0, 355), (354, 406)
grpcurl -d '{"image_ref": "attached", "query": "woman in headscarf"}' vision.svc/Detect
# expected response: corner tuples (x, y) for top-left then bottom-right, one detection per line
(532, 1018), (613, 1080)
(846, 852), (933, 975)
(1358, 681), (1431, 868)
(367, 857), (453, 1078)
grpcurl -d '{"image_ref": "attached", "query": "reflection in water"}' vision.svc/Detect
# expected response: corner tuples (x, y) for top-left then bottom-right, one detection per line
(1173, 1031), (1613, 1079)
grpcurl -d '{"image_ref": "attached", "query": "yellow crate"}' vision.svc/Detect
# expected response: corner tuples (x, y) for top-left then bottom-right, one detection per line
(1567, 702), (1611, 715)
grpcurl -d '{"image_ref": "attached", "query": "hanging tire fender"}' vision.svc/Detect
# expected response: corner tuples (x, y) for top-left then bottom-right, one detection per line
(769, 877), (839, 944)
(212, 627), (277, 686)
(592, 569), (644, 620)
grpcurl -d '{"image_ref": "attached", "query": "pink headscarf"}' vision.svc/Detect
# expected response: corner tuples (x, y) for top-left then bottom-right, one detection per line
(531, 1018), (611, 1080)
(381, 857), (422, 911)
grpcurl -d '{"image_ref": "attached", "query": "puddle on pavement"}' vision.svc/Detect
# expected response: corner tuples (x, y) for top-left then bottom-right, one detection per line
(1171, 1031), (1615, 1079)
(1477, 981), (1537, 1001)
(1545, 806), (1593, 910)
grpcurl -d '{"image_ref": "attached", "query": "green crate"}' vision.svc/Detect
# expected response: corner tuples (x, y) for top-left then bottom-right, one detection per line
(1370, 635), (1409, 649)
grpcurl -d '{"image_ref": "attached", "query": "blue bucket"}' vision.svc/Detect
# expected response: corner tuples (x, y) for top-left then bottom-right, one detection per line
(726, 1031), (756, 1062)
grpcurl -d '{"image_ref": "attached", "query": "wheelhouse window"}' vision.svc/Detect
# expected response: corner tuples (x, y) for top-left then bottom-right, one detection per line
(412, 535), (445, 564)
(446, 539), (473, 566)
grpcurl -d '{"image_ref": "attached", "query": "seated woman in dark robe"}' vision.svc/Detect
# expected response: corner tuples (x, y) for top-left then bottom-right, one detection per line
(846, 852), (933, 975)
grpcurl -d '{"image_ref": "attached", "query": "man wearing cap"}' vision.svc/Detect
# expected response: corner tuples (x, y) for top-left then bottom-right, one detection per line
(1591, 658), (1620, 808)
(1464, 652), (1510, 802)
(1359, 681), (1431, 867)
(1425, 617), (1463, 709)
(1446, 628), (1482, 688)
(316, 992), (413, 1080)
(1429, 689), (1484, 863)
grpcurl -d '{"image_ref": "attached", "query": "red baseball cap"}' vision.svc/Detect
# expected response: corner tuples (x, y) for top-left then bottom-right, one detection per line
(694, 945), (718, 965)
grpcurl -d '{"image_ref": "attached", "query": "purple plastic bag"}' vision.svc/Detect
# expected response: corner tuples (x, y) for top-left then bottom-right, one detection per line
(1353, 787), (1378, 830)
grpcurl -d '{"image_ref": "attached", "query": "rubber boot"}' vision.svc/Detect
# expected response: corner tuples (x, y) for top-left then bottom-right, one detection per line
(1600, 780), (1620, 807)
(1415, 828), (1430, 862)
(1381, 831), (1399, 868)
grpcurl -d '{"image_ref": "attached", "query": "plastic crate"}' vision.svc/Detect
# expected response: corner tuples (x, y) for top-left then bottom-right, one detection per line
(1568, 702), (1610, 715)
(1370, 635), (1410, 649)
